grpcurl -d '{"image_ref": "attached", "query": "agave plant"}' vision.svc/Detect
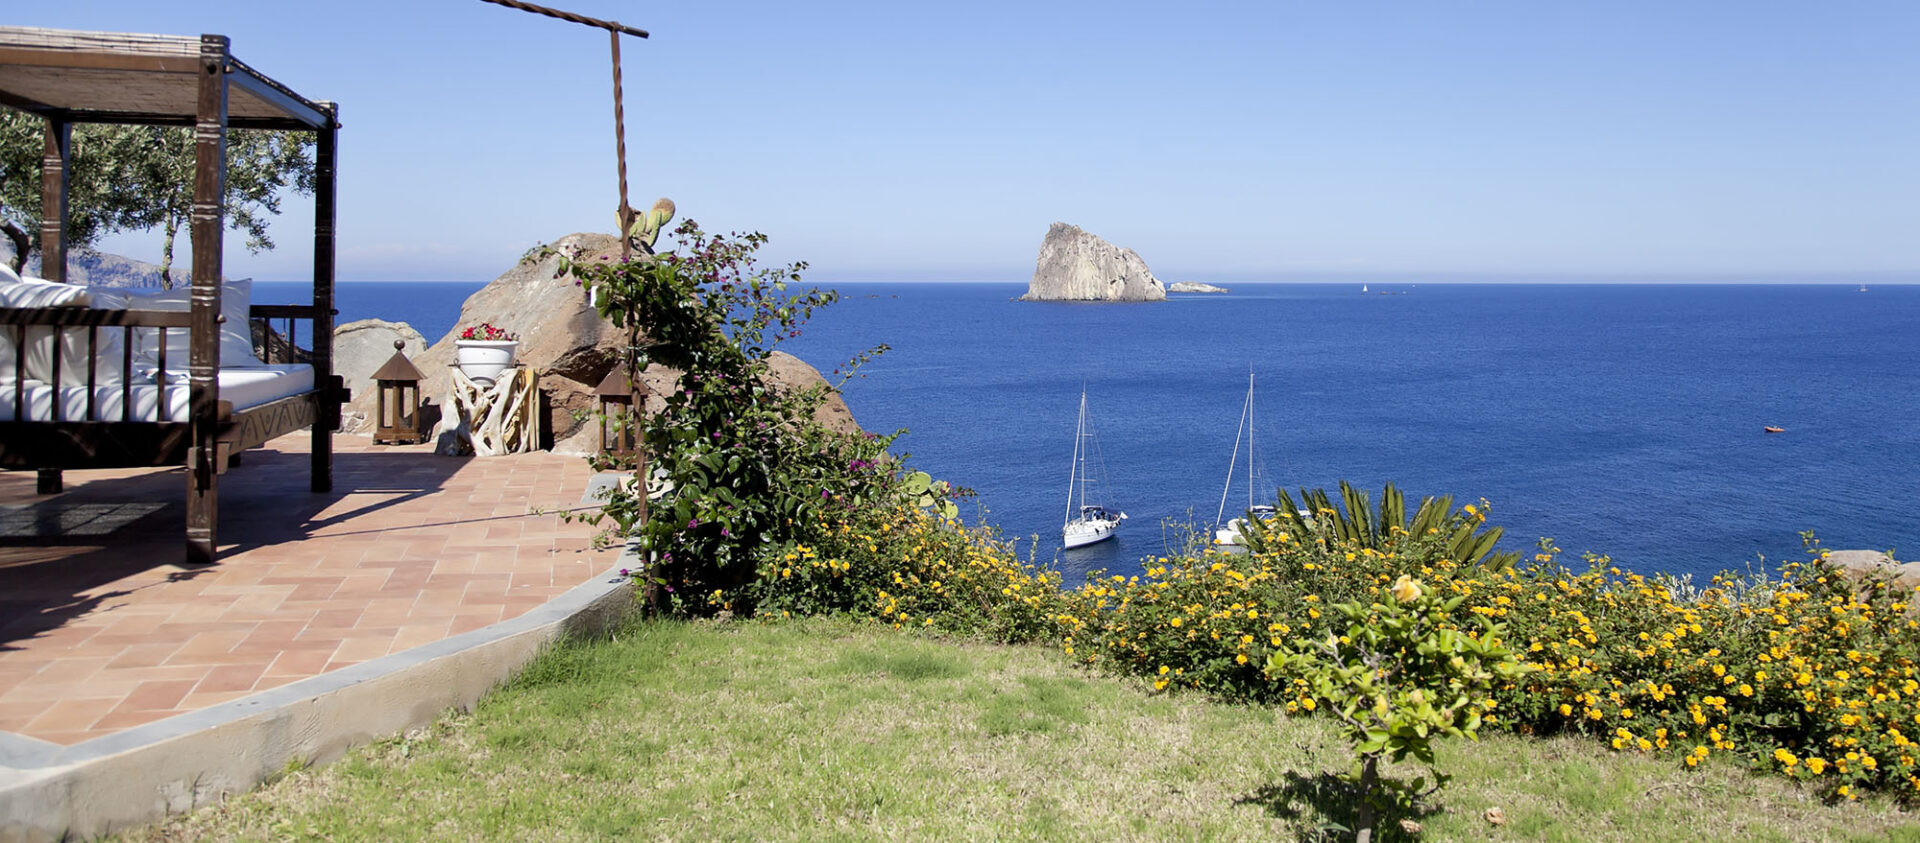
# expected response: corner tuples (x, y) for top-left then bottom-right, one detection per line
(1240, 481), (1519, 571)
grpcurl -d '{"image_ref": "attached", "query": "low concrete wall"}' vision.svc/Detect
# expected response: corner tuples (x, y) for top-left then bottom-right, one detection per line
(0, 567), (634, 842)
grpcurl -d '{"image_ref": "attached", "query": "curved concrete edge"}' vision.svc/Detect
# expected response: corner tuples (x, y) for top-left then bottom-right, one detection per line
(0, 566), (635, 843)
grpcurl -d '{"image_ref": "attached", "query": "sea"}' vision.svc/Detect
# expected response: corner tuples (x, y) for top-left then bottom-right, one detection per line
(265, 280), (1920, 585)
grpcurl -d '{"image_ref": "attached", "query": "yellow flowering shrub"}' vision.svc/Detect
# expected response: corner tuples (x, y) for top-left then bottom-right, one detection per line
(734, 482), (1918, 801)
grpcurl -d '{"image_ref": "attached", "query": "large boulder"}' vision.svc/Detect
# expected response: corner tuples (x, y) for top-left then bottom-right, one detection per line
(334, 319), (428, 432)
(339, 233), (626, 446)
(549, 350), (861, 455)
(340, 232), (862, 452)
(1020, 222), (1166, 302)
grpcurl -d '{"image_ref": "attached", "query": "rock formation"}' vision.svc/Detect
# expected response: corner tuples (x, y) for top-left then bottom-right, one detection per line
(1829, 549), (1919, 588)
(1168, 281), (1229, 294)
(338, 232), (859, 454)
(4, 244), (168, 288)
(333, 319), (428, 431)
(1020, 223), (1166, 302)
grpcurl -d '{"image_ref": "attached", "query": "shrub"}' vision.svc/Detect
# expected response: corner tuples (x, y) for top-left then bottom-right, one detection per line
(1270, 576), (1525, 842)
(554, 222), (908, 612)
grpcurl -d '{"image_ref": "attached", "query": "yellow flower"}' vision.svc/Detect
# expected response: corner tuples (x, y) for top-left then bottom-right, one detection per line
(1236, 654), (1249, 665)
(1301, 698), (1317, 711)
(1390, 575), (1424, 603)
(1805, 757), (1827, 775)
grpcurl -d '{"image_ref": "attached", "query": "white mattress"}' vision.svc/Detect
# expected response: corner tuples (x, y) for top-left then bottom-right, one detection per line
(0, 364), (314, 422)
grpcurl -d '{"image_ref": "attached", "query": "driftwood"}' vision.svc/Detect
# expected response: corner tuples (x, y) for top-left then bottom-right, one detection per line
(436, 367), (540, 456)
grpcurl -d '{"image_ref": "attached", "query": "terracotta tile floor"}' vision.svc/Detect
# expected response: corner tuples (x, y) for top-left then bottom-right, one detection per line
(0, 434), (619, 746)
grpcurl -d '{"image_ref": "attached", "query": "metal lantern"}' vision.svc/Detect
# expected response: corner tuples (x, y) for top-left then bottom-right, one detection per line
(372, 340), (427, 445)
(593, 363), (644, 458)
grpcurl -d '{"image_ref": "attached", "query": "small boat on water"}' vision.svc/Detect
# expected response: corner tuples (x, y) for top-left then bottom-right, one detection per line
(1061, 388), (1125, 549)
(1211, 370), (1302, 551)
(1764, 426), (1786, 434)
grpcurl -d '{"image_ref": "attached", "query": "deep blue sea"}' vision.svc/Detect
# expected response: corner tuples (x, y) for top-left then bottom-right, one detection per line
(279, 280), (1919, 584)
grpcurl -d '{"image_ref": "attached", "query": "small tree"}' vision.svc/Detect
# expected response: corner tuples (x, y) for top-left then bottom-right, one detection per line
(1269, 576), (1527, 843)
(0, 109), (313, 283)
(0, 110), (124, 272)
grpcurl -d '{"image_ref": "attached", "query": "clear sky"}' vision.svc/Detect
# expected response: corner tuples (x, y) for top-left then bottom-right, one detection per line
(14, 2), (1920, 283)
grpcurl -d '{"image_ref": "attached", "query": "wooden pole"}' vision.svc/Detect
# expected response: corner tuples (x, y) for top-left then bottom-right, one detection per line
(311, 102), (338, 492)
(611, 29), (632, 262)
(37, 119), (68, 283)
(186, 34), (230, 565)
(35, 117), (70, 495)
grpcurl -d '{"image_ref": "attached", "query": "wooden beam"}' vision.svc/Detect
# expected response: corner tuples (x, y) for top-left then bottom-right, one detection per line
(0, 89), (55, 117)
(0, 46), (203, 75)
(224, 57), (331, 129)
(311, 101), (338, 492)
(0, 421), (197, 468)
(186, 33), (229, 565)
(0, 307), (191, 328)
(22, 109), (317, 130)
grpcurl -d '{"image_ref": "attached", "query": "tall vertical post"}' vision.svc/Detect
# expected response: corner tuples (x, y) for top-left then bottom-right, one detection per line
(311, 102), (338, 492)
(186, 34), (230, 564)
(36, 118), (71, 494)
(609, 29), (633, 261)
(37, 119), (69, 283)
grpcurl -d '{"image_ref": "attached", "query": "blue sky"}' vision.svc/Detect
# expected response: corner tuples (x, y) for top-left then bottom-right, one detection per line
(16, 2), (1920, 283)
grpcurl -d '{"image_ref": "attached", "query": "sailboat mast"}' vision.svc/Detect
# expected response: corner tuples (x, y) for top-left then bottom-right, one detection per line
(1246, 370), (1255, 511)
(1065, 389), (1085, 524)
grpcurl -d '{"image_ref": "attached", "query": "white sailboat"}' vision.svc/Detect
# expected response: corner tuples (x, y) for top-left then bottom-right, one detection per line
(1062, 388), (1125, 549)
(1212, 371), (1284, 551)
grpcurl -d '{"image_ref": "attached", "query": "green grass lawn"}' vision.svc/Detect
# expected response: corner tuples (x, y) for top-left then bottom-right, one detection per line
(123, 618), (1920, 842)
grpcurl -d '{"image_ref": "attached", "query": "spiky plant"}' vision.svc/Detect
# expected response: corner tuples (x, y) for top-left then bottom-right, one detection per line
(1240, 481), (1519, 571)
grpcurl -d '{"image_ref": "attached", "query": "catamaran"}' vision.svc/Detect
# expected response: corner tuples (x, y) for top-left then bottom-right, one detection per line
(1062, 388), (1125, 549)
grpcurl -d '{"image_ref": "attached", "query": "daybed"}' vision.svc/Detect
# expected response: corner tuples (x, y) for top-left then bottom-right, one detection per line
(0, 27), (345, 563)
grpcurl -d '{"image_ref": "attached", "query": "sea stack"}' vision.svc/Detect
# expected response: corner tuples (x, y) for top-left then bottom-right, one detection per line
(1020, 222), (1166, 302)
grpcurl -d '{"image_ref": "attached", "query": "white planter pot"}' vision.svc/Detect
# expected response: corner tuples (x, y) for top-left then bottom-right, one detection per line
(454, 340), (518, 387)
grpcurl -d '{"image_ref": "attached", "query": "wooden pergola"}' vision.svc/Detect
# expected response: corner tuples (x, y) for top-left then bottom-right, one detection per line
(0, 26), (342, 563)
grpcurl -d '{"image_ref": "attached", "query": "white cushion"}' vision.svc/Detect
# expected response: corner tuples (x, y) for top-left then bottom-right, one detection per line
(0, 277), (90, 307)
(124, 279), (265, 368)
(0, 278), (92, 383)
(0, 262), (19, 284)
(0, 364), (314, 421)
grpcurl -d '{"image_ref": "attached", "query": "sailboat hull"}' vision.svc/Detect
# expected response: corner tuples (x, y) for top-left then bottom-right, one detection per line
(1063, 515), (1120, 548)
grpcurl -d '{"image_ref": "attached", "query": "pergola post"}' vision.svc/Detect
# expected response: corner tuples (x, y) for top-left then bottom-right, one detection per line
(35, 117), (70, 494)
(311, 101), (338, 492)
(186, 34), (230, 565)
(37, 118), (68, 282)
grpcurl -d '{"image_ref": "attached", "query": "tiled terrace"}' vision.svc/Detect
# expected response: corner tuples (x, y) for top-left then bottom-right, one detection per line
(0, 434), (621, 747)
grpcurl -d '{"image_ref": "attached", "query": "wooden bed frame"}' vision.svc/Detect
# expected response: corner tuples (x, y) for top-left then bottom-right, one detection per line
(0, 27), (345, 563)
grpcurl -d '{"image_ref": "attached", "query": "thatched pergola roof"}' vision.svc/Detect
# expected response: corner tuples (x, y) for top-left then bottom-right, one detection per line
(0, 26), (333, 130)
